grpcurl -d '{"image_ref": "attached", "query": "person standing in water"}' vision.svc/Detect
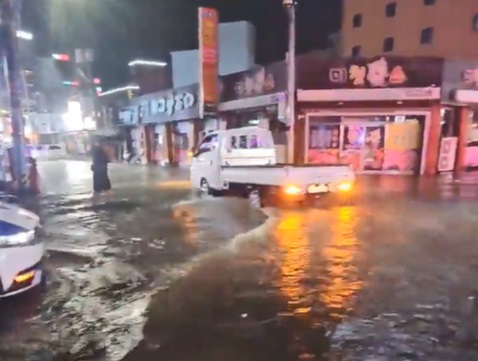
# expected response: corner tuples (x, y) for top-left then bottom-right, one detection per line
(91, 140), (111, 194)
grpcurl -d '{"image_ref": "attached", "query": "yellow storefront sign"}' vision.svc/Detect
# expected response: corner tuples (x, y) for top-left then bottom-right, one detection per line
(385, 120), (420, 150)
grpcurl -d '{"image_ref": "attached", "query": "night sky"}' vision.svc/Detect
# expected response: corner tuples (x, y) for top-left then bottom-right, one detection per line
(22, 0), (341, 89)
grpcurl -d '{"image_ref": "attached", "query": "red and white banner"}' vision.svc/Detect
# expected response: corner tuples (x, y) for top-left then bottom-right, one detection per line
(198, 7), (219, 118)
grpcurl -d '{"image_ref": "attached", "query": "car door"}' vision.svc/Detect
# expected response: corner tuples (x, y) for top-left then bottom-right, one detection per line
(190, 133), (219, 188)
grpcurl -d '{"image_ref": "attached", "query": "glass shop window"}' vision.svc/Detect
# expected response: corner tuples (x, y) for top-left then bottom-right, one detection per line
(441, 108), (458, 138)
(239, 135), (247, 149)
(467, 110), (478, 146)
(249, 135), (259, 148)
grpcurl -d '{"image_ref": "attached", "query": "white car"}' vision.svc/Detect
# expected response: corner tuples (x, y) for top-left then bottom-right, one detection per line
(30, 144), (65, 160)
(0, 201), (43, 297)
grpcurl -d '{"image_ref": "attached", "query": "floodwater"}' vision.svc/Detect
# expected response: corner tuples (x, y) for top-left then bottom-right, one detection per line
(1, 161), (478, 361)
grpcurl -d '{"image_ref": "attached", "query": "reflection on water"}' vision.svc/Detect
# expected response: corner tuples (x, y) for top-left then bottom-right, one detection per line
(157, 180), (191, 189)
(65, 160), (91, 185)
(172, 204), (199, 248)
(274, 211), (310, 307)
(321, 206), (362, 319)
(273, 206), (363, 320)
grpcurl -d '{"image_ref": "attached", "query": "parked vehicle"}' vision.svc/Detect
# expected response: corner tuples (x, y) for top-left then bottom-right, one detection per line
(190, 127), (355, 207)
(29, 144), (65, 160)
(0, 200), (43, 297)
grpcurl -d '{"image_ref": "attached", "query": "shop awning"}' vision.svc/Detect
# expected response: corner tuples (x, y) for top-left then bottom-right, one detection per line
(297, 87), (441, 102)
(452, 89), (478, 103)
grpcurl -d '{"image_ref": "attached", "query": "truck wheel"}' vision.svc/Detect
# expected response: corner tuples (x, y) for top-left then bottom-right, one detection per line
(199, 178), (210, 196)
(200, 178), (221, 197)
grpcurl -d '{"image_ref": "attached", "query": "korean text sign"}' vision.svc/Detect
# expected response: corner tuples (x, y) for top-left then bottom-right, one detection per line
(198, 7), (219, 117)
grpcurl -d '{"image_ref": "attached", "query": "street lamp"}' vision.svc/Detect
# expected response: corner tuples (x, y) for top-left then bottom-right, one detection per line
(128, 59), (167, 67)
(283, 0), (297, 164)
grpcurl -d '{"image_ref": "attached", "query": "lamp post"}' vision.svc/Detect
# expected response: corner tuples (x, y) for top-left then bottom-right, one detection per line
(0, 0), (27, 191)
(283, 0), (297, 164)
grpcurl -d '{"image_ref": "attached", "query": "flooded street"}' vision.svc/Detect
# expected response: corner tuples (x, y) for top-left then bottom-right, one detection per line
(2, 161), (478, 360)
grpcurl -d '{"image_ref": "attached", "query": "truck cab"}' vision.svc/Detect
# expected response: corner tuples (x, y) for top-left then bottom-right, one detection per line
(191, 127), (275, 190)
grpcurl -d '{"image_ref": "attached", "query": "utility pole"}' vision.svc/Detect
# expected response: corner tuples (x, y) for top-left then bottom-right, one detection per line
(284, 0), (297, 164)
(0, 0), (27, 191)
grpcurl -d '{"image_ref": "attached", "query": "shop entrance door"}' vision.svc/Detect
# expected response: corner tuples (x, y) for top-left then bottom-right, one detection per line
(341, 123), (386, 172)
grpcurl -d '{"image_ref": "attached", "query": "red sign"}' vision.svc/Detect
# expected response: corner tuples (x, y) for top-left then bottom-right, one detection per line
(198, 7), (219, 118)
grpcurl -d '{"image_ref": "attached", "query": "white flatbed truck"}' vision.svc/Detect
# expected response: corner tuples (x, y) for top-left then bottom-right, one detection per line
(190, 127), (355, 206)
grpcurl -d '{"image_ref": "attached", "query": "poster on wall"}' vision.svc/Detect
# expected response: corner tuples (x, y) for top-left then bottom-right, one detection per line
(438, 137), (457, 172)
(198, 7), (219, 118)
(383, 120), (421, 172)
(363, 126), (385, 171)
(308, 124), (340, 164)
(341, 125), (365, 170)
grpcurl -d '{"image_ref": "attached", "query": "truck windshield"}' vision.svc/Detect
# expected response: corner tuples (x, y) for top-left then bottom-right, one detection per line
(195, 134), (218, 156)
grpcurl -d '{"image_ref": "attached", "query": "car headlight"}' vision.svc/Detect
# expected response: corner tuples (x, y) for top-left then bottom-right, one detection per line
(0, 229), (35, 247)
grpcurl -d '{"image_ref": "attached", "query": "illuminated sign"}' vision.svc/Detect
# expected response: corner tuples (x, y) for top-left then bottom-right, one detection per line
(62, 81), (79, 86)
(52, 54), (70, 61)
(329, 57), (407, 87)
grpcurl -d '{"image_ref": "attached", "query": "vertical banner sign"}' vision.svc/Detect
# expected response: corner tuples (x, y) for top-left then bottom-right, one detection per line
(198, 7), (219, 118)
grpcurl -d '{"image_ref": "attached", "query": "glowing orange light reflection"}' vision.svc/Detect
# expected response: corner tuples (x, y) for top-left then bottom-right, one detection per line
(320, 206), (362, 315)
(274, 206), (363, 318)
(172, 204), (199, 247)
(274, 211), (309, 305)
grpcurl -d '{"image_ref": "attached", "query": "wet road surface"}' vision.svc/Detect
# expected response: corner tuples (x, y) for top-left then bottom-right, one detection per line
(2, 160), (478, 361)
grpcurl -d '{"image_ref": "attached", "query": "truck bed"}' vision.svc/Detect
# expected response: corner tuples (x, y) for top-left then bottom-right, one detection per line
(221, 164), (354, 188)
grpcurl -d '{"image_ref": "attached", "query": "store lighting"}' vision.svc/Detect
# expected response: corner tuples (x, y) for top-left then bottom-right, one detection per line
(127, 59), (167, 67)
(62, 80), (79, 86)
(98, 85), (139, 97)
(62, 101), (83, 132)
(16, 30), (33, 40)
(83, 117), (96, 130)
(24, 124), (32, 137)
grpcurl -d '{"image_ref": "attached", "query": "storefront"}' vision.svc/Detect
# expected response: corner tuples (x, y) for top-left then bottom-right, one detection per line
(118, 83), (201, 166)
(62, 131), (93, 155)
(305, 113), (427, 174)
(296, 55), (444, 175)
(440, 60), (478, 174)
(219, 63), (288, 161)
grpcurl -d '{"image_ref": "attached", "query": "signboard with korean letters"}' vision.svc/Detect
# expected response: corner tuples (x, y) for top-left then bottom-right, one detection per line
(118, 84), (199, 126)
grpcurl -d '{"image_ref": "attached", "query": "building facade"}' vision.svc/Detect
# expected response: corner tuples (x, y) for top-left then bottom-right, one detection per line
(118, 84), (202, 166)
(171, 21), (256, 88)
(113, 43), (478, 177)
(296, 55), (444, 175)
(218, 62), (288, 162)
(342, 0), (478, 59)
(129, 60), (171, 95)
